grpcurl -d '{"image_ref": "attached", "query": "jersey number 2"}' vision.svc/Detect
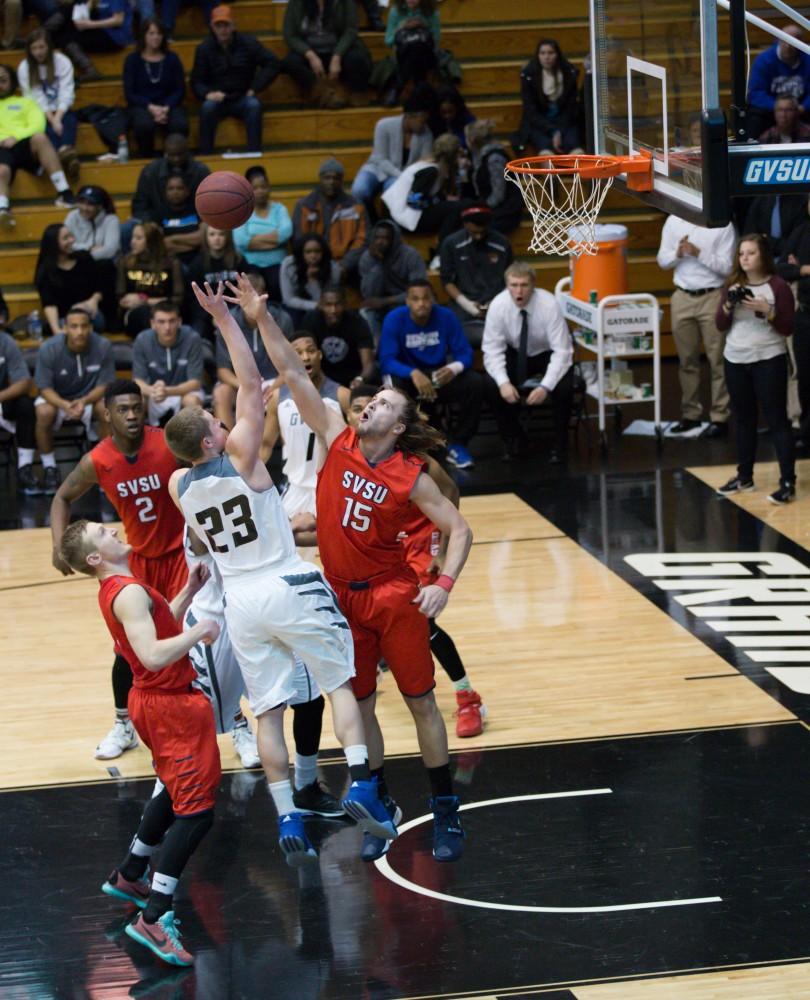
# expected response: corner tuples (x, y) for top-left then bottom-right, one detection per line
(195, 495), (259, 553)
(134, 496), (156, 523)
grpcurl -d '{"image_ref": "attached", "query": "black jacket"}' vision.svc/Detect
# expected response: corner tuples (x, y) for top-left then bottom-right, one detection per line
(517, 56), (579, 141)
(777, 217), (810, 307)
(743, 195), (807, 261)
(131, 156), (210, 224)
(191, 31), (280, 101)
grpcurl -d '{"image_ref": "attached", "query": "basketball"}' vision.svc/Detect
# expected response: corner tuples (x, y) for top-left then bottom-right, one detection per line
(195, 171), (255, 230)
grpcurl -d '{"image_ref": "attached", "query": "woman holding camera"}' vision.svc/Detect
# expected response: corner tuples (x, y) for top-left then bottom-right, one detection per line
(715, 233), (796, 504)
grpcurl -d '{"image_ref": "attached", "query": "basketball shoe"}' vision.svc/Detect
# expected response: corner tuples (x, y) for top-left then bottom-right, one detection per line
(431, 795), (465, 862)
(231, 721), (260, 768)
(342, 777), (400, 841)
(293, 780), (345, 818)
(454, 690), (486, 738)
(95, 719), (139, 759)
(125, 911), (193, 967)
(361, 795), (402, 863)
(278, 812), (319, 867)
(101, 869), (149, 908)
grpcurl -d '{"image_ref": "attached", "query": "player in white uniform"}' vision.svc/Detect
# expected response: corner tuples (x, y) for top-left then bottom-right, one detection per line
(264, 336), (349, 518)
(165, 279), (397, 866)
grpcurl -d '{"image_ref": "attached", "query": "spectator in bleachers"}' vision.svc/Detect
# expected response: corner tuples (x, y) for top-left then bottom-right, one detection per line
(212, 270), (294, 435)
(116, 220), (182, 336)
(282, 0), (373, 110)
(655, 213), (736, 437)
(35, 222), (106, 336)
(514, 38), (582, 155)
(351, 90), (433, 214)
(131, 132), (209, 228)
(0, 329), (38, 495)
(758, 94), (810, 143)
(464, 119), (524, 234)
(292, 157), (368, 278)
(159, 172), (202, 265)
(55, 0), (133, 83)
(123, 18), (187, 159)
(482, 262), (574, 464)
(17, 29), (78, 183)
(191, 4), (281, 155)
(0, 0), (21, 51)
(132, 300), (204, 426)
(431, 85), (475, 149)
(34, 307), (114, 491)
(280, 233), (341, 326)
(358, 218), (426, 339)
(381, 133), (469, 244)
(356, 0), (384, 32)
(747, 25), (810, 141)
(743, 193), (805, 261)
(232, 165), (292, 302)
(439, 205), (513, 347)
(378, 279), (483, 469)
(777, 195), (810, 451)
(301, 282), (376, 386)
(187, 223), (246, 339)
(65, 184), (120, 261)
(0, 63), (75, 227)
(383, 0), (440, 107)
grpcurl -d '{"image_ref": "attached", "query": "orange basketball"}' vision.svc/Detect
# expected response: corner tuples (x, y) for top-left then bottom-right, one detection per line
(195, 171), (255, 230)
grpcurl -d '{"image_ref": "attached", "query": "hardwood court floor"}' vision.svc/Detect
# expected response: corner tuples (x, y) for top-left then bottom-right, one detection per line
(0, 492), (792, 790)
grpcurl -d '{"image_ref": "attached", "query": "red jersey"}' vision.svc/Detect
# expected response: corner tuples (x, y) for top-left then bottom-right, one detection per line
(316, 426), (425, 582)
(98, 574), (196, 691)
(400, 505), (440, 585)
(90, 427), (184, 560)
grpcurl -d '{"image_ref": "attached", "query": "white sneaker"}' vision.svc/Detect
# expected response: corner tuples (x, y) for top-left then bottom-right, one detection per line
(94, 719), (139, 759)
(232, 723), (260, 768)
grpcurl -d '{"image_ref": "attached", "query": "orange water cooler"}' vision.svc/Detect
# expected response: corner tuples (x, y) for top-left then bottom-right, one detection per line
(569, 224), (629, 301)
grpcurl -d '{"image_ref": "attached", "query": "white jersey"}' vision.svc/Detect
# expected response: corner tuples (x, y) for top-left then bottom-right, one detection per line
(177, 454), (296, 578)
(183, 526), (225, 622)
(278, 378), (343, 493)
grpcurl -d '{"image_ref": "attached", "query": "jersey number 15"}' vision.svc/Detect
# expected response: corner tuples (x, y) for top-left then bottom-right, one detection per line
(195, 495), (259, 553)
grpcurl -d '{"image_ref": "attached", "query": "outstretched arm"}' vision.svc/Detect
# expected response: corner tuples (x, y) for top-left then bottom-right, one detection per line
(224, 273), (345, 448)
(191, 281), (264, 468)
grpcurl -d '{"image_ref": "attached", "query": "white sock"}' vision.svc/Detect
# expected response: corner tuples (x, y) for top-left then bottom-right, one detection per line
(49, 170), (68, 192)
(294, 753), (318, 790)
(40, 452), (56, 469)
(0, 195), (9, 210)
(268, 779), (296, 816)
(344, 744), (368, 770)
(130, 836), (154, 858)
(151, 872), (178, 896)
(17, 448), (34, 468)
(453, 676), (472, 692)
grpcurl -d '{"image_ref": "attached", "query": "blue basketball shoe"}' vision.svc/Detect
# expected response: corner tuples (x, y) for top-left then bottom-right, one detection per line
(278, 812), (319, 868)
(342, 777), (400, 841)
(430, 795), (465, 862)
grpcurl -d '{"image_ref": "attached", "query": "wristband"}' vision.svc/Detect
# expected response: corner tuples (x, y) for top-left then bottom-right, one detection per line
(435, 574), (455, 593)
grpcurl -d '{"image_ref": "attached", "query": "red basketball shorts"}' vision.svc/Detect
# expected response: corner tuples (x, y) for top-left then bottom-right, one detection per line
(128, 686), (221, 815)
(330, 570), (435, 701)
(130, 546), (188, 601)
(403, 530), (440, 588)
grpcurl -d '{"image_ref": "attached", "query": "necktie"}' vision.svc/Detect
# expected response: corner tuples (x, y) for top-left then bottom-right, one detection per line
(771, 196), (782, 241)
(516, 308), (529, 388)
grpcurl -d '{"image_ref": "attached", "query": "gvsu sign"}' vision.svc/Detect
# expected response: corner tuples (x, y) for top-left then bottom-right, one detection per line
(742, 156), (810, 185)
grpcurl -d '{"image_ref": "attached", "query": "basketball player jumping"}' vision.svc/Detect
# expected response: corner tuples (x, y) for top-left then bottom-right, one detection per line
(226, 273), (473, 863)
(164, 281), (395, 866)
(59, 518), (221, 967)
(50, 379), (260, 767)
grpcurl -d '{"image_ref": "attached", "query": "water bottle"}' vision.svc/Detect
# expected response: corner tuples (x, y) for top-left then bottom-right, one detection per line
(27, 310), (42, 342)
(116, 134), (130, 163)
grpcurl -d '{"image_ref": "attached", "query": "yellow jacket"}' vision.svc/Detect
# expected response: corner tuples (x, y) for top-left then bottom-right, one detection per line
(0, 94), (45, 142)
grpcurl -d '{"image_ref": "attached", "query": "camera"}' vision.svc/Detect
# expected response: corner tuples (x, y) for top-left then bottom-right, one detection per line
(727, 286), (754, 306)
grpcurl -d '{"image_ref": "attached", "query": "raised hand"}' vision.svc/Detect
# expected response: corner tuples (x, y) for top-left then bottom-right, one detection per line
(191, 281), (230, 321)
(223, 272), (268, 326)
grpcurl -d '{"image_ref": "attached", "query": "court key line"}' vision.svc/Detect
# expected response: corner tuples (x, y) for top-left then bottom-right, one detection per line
(376, 790), (723, 914)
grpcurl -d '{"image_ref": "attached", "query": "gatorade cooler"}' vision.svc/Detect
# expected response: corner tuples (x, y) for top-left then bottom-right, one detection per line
(569, 224), (628, 301)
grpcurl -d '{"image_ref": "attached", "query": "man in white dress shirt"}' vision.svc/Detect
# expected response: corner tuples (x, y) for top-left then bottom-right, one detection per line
(482, 262), (574, 462)
(656, 214), (737, 436)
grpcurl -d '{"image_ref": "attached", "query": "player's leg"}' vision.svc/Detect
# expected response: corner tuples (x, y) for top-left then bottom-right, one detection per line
(102, 779), (173, 907)
(428, 618), (486, 738)
(354, 689), (403, 863)
(288, 657), (343, 817)
(94, 652), (139, 759)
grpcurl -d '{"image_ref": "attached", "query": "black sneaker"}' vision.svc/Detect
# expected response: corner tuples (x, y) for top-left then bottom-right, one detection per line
(42, 465), (61, 495)
(17, 463), (41, 495)
(703, 421), (729, 439)
(716, 476), (754, 496)
(292, 780), (345, 818)
(768, 481), (796, 505)
(670, 418), (701, 434)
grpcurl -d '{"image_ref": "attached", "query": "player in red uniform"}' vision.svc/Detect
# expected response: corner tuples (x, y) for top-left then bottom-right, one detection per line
(346, 385), (486, 738)
(50, 379), (190, 760)
(223, 275), (473, 863)
(59, 517), (221, 967)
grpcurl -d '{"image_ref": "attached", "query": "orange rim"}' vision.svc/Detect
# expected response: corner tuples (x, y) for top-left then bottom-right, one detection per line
(506, 150), (653, 181)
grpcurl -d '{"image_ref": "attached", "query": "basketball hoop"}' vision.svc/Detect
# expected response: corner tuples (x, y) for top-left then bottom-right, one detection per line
(505, 151), (654, 257)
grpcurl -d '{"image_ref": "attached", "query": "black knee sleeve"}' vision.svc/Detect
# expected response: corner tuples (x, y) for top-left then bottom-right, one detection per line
(112, 653), (133, 710)
(157, 810), (215, 880)
(429, 619), (466, 683)
(291, 695), (325, 757)
(136, 786), (175, 847)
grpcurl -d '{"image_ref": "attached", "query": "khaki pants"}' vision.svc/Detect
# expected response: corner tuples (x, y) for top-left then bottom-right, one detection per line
(671, 287), (730, 423)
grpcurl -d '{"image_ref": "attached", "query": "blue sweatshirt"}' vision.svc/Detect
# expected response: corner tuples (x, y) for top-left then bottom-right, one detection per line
(748, 42), (810, 112)
(378, 303), (472, 379)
